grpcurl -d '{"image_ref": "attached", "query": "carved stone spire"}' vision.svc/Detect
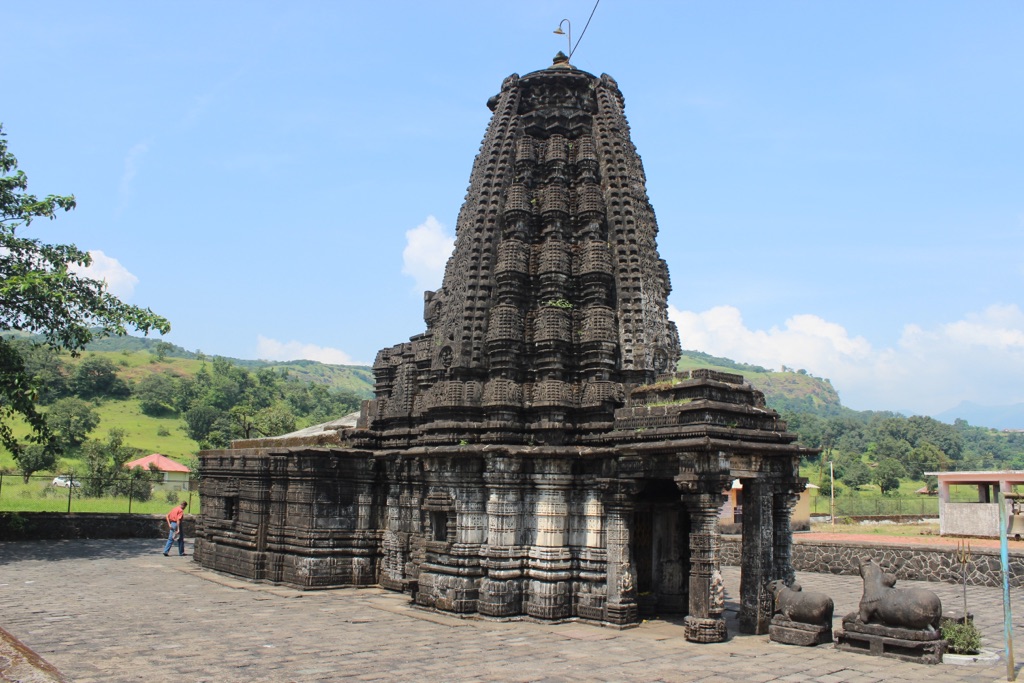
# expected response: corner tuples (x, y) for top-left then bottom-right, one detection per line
(357, 60), (681, 447)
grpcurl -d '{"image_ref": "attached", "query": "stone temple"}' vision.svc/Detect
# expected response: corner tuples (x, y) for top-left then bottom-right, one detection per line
(196, 53), (814, 642)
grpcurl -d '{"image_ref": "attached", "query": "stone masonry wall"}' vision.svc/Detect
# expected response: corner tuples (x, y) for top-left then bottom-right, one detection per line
(722, 535), (1024, 588)
(0, 512), (196, 541)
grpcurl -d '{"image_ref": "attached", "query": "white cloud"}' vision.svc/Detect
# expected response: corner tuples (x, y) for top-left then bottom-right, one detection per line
(668, 303), (1024, 416)
(69, 250), (139, 299)
(401, 215), (454, 293)
(256, 335), (359, 365)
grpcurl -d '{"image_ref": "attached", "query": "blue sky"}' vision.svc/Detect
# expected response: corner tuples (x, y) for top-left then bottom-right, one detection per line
(4, 2), (1022, 419)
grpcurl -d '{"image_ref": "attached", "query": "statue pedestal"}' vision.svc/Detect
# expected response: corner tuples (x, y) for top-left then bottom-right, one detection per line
(769, 616), (832, 646)
(684, 616), (727, 643)
(835, 615), (946, 665)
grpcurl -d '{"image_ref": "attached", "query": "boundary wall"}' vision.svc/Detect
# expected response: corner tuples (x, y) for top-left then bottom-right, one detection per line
(722, 535), (1024, 588)
(0, 512), (196, 541)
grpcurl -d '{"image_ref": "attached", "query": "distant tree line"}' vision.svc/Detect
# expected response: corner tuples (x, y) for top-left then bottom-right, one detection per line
(784, 409), (1024, 496)
(170, 357), (362, 449)
(4, 338), (362, 481)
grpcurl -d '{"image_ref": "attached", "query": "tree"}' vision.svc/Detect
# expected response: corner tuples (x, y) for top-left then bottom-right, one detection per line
(12, 443), (57, 483)
(907, 441), (950, 480)
(8, 337), (69, 403)
(71, 355), (129, 399)
(253, 404), (297, 437)
(0, 124), (170, 457)
(153, 341), (173, 361)
(47, 397), (100, 450)
(184, 404), (222, 444)
(135, 373), (177, 416)
(841, 459), (872, 490)
(873, 458), (907, 495)
(80, 428), (147, 497)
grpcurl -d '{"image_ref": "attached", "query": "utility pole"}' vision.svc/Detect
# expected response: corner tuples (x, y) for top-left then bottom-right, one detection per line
(830, 460), (835, 529)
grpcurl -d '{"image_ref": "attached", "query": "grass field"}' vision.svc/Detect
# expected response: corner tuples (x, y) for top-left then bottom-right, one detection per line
(0, 474), (200, 513)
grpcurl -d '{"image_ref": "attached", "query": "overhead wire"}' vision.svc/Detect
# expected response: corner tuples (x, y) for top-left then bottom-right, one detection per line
(569, 0), (601, 60)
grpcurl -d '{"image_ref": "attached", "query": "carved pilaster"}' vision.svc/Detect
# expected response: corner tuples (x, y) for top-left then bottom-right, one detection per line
(479, 456), (528, 616)
(526, 459), (574, 620)
(599, 478), (641, 625)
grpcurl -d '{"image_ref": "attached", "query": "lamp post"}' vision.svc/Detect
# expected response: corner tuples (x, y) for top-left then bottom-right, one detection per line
(553, 19), (571, 57)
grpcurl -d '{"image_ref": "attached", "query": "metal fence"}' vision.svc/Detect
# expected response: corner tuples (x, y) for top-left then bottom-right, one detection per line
(808, 494), (939, 518)
(0, 472), (199, 514)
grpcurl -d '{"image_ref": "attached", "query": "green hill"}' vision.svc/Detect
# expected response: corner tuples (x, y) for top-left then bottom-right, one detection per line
(83, 336), (375, 398)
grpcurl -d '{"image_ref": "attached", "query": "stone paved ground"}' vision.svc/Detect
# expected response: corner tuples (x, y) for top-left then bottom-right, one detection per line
(1, 538), (1022, 682)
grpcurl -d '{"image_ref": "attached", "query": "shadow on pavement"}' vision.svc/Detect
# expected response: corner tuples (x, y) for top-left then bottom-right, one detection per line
(0, 537), (174, 566)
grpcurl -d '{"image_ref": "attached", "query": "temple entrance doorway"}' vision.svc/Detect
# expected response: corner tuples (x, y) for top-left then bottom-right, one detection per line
(633, 479), (690, 618)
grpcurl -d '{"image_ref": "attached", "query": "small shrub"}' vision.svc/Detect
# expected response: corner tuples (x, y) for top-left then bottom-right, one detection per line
(157, 427), (171, 437)
(165, 491), (180, 505)
(941, 619), (982, 655)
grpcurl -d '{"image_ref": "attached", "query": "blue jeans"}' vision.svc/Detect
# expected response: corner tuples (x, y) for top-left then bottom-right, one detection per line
(163, 522), (184, 555)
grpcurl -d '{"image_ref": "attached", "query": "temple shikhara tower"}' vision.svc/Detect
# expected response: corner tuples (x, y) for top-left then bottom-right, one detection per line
(196, 54), (814, 642)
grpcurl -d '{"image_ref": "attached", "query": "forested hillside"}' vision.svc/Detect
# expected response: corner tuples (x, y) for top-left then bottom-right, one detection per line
(0, 335), (369, 482)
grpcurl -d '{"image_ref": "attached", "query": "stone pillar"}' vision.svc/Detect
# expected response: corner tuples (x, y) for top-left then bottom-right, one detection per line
(739, 479), (774, 634)
(601, 479), (641, 626)
(772, 485), (801, 587)
(680, 489), (728, 642)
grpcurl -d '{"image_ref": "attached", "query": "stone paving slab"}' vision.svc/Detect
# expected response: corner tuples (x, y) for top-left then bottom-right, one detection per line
(1, 538), (1023, 682)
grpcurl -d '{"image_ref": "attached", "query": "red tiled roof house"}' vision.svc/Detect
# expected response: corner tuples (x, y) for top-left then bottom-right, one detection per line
(124, 453), (191, 492)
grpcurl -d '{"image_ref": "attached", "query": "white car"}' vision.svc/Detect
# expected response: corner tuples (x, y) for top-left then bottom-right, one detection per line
(51, 476), (79, 488)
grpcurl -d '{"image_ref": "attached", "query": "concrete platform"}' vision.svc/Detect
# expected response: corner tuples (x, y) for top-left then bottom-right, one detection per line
(1, 538), (1021, 682)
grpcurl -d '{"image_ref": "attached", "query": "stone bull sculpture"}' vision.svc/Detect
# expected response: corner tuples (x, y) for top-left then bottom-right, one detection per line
(769, 580), (834, 626)
(855, 558), (942, 631)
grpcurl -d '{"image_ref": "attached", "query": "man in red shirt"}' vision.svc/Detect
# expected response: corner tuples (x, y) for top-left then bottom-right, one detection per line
(162, 501), (188, 556)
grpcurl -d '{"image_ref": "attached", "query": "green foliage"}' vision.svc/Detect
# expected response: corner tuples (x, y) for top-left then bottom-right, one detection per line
(817, 477), (843, 499)
(184, 404), (221, 444)
(841, 459), (871, 489)
(941, 619), (982, 655)
(873, 458), (907, 495)
(543, 298), (573, 309)
(47, 397), (100, 450)
(4, 337), (68, 403)
(71, 355), (129, 399)
(135, 372), (177, 416)
(12, 443), (56, 483)
(79, 428), (151, 499)
(0, 124), (169, 459)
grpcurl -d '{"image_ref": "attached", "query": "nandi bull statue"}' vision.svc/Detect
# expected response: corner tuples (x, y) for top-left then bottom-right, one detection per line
(853, 557), (942, 631)
(767, 579), (834, 646)
(835, 557), (946, 664)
